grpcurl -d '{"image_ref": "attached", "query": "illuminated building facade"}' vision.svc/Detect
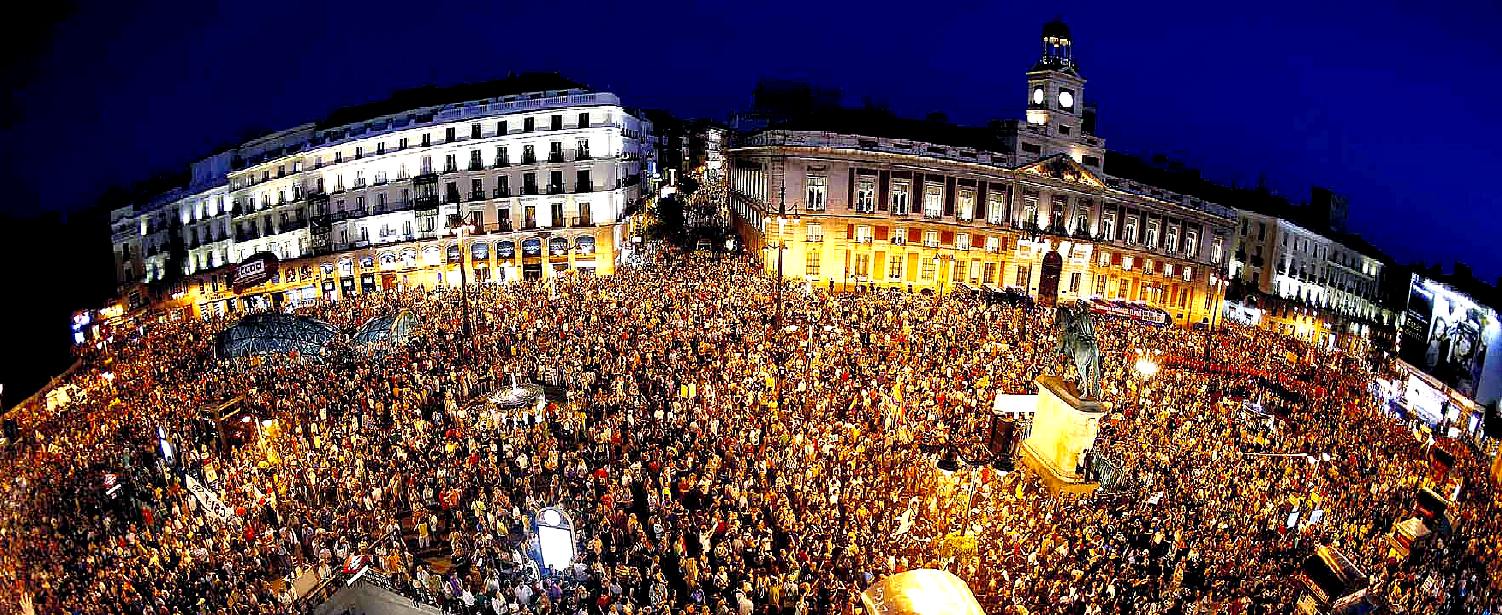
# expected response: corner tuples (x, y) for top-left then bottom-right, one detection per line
(729, 22), (1236, 327)
(108, 76), (655, 318)
(1228, 207), (1392, 349)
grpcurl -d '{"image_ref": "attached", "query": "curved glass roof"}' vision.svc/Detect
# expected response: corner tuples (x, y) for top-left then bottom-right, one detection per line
(353, 310), (419, 346)
(215, 313), (338, 359)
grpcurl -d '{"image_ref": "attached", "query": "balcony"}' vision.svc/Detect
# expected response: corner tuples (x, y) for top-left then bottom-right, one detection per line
(574, 150), (591, 161)
(572, 215), (593, 227)
(522, 221), (538, 230)
(414, 195), (440, 211)
(574, 182), (593, 194)
(234, 230), (261, 242)
(547, 184), (565, 195)
(522, 185), (539, 196)
(521, 154), (538, 164)
(468, 162), (484, 172)
(469, 191), (486, 202)
(548, 153), (564, 163)
(443, 165), (458, 174)
(492, 160), (510, 168)
(548, 219), (567, 229)
(496, 221), (515, 233)
(493, 187), (512, 198)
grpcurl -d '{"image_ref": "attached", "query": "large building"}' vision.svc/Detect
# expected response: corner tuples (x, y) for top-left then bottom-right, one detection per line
(108, 75), (655, 318)
(729, 21), (1237, 326)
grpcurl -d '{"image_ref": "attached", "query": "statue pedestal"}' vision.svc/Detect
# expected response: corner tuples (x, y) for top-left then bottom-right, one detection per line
(1020, 375), (1109, 495)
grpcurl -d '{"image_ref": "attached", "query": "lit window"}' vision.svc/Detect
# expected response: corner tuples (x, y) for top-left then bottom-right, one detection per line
(856, 177), (876, 212)
(957, 188), (975, 221)
(805, 174), (827, 211)
(923, 184), (943, 218)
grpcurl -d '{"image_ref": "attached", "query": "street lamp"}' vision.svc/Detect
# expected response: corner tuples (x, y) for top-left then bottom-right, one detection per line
(446, 213), (474, 341)
(1133, 353), (1160, 379)
(1203, 273), (1226, 363)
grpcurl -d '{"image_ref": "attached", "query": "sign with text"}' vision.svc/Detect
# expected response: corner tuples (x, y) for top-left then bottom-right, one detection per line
(232, 252), (280, 291)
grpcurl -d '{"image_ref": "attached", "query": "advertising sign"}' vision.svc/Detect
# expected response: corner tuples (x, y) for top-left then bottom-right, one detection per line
(232, 252), (280, 291)
(1399, 275), (1502, 404)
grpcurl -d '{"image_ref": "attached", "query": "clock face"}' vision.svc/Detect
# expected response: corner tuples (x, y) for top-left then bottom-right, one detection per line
(1032, 87), (1045, 105)
(1059, 90), (1075, 109)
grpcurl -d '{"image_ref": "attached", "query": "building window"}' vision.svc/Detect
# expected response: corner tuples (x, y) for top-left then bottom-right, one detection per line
(854, 225), (873, 243)
(445, 154), (457, 173)
(1145, 219), (1160, 248)
(1100, 212), (1116, 239)
(524, 117), (535, 132)
(471, 123), (482, 139)
(1185, 230), (1199, 258)
(805, 174), (827, 211)
(1015, 265), (1031, 287)
(891, 180), (911, 215)
(497, 120), (507, 135)
(1072, 200), (1089, 233)
(987, 192), (1007, 224)
(984, 262), (998, 284)
(922, 184), (943, 218)
(1095, 275), (1107, 296)
(1069, 272), (1081, 293)
(1021, 192), (1039, 226)
(891, 227), (906, 246)
(1165, 225), (1180, 253)
(1212, 237), (1225, 264)
(1124, 216), (1139, 244)
(577, 112), (589, 128)
(806, 222), (823, 242)
(806, 250), (821, 276)
(985, 236), (1000, 253)
(855, 177), (876, 212)
(1122, 255), (1134, 271)
(955, 233), (970, 251)
(923, 231), (940, 248)
(921, 258), (937, 281)
(445, 127), (456, 143)
(957, 188), (975, 221)
(888, 255), (904, 280)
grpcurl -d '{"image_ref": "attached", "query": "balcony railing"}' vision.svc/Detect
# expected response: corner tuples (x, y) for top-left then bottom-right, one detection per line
(468, 162), (484, 171)
(522, 185), (539, 196)
(521, 155), (537, 164)
(572, 216), (593, 227)
(547, 185), (565, 195)
(469, 191), (486, 202)
(574, 182), (593, 193)
(522, 221), (538, 230)
(414, 195), (440, 210)
(492, 187), (511, 198)
(547, 153), (564, 163)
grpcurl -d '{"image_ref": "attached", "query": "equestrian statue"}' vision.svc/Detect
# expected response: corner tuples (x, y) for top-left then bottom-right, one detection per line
(1054, 300), (1102, 400)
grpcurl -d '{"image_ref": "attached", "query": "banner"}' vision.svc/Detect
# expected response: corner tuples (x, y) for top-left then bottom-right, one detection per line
(184, 473), (235, 521)
(232, 252), (279, 291)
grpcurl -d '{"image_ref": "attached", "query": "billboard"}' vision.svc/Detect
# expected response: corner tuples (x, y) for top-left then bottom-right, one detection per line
(1399, 275), (1502, 404)
(232, 252), (279, 291)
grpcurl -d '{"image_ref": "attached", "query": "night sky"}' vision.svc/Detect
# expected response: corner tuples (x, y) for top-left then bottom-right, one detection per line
(2, 0), (1499, 274)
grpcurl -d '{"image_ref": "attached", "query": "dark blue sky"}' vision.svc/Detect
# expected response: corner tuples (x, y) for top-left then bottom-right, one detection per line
(3, 0), (1499, 279)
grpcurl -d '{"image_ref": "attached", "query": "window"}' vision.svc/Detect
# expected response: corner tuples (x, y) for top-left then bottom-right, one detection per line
(923, 230), (940, 248)
(1211, 236), (1224, 264)
(445, 127), (456, 143)
(1145, 220), (1160, 248)
(956, 233), (970, 251)
(1095, 275), (1107, 296)
(1166, 225), (1180, 253)
(376, 142), (385, 155)
(987, 191), (1007, 224)
(471, 123), (482, 139)
(1015, 265), (1031, 287)
(1122, 255), (1134, 271)
(576, 112), (590, 128)
(496, 146), (508, 166)
(1058, 124), (1071, 135)
(445, 154), (457, 173)
(523, 145), (536, 164)
(422, 133), (431, 147)
(805, 222), (823, 242)
(470, 149), (483, 170)
(576, 138), (590, 159)
(1124, 216), (1139, 244)
(1100, 212), (1116, 239)
(855, 177), (876, 213)
(550, 114), (562, 130)
(854, 225), (873, 243)
(805, 174), (827, 211)
(1182, 265), (1194, 282)
(921, 258), (937, 282)
(888, 255), (904, 280)
(524, 117), (535, 132)
(922, 183), (943, 218)
(497, 120), (507, 135)
(354, 147), (363, 159)
(399, 137), (409, 150)
(1021, 192), (1039, 226)
(957, 188), (975, 221)
(549, 141), (563, 162)
(891, 180), (911, 215)
(575, 170), (591, 192)
(1082, 155), (1100, 167)
(1069, 272), (1081, 293)
(806, 250), (821, 276)
(985, 236), (1000, 253)
(1072, 200), (1089, 233)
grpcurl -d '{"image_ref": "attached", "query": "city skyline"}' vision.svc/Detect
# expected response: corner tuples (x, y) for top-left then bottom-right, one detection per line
(2, 0), (1500, 280)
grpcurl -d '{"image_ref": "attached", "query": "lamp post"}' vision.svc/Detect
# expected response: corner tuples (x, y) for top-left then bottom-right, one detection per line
(1204, 274), (1225, 363)
(446, 214), (473, 341)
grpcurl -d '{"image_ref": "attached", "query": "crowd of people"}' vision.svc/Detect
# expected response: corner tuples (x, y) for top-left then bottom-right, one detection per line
(1, 246), (1499, 614)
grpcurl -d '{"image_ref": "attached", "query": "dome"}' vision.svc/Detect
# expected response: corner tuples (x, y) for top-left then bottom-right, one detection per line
(353, 310), (420, 346)
(1043, 18), (1071, 42)
(215, 312), (338, 359)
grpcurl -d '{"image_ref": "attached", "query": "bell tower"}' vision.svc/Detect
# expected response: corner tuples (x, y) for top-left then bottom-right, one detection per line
(1018, 19), (1105, 170)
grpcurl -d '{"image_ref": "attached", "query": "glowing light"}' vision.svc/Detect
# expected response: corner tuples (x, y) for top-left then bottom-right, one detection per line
(1134, 356), (1159, 379)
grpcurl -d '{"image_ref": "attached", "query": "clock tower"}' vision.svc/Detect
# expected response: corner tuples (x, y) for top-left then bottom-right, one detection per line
(1018, 19), (1105, 170)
